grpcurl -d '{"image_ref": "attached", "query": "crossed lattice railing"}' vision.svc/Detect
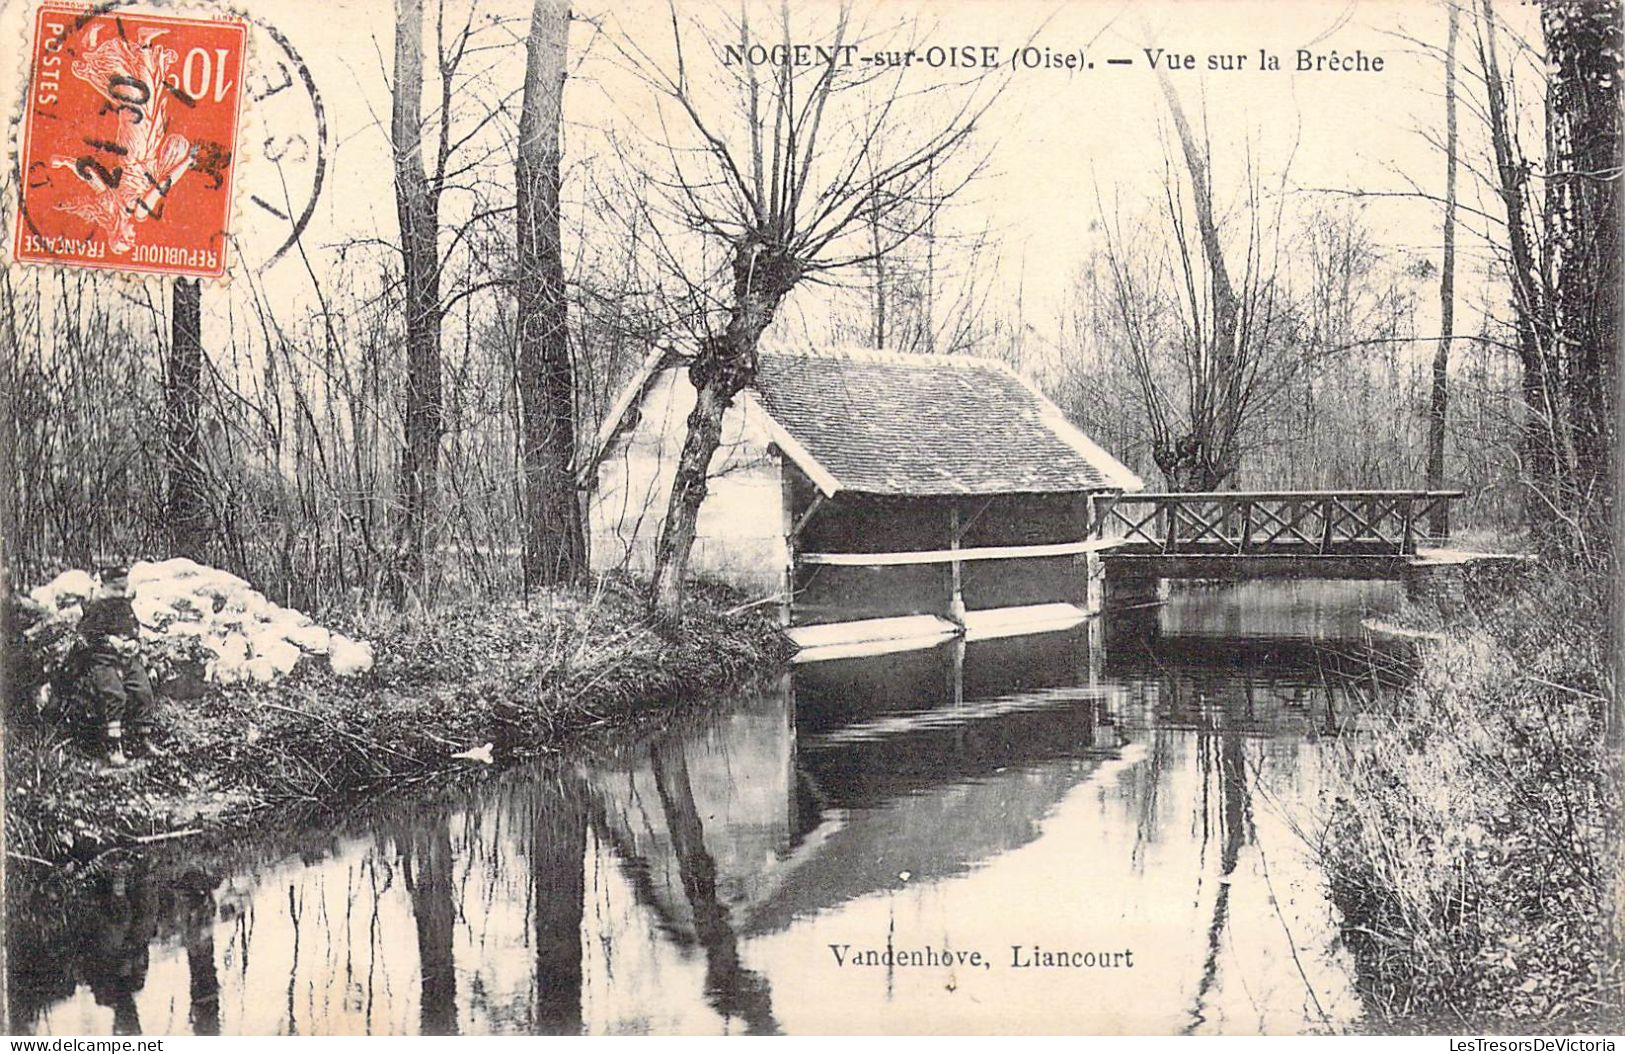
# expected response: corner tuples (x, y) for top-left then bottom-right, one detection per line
(1103, 491), (1464, 557)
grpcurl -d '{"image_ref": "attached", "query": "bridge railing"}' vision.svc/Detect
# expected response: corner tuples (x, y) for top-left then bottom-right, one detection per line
(1103, 490), (1465, 557)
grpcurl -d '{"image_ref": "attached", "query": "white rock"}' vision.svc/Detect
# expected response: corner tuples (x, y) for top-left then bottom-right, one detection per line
(190, 582), (236, 607)
(329, 635), (374, 676)
(30, 570), (95, 610)
(249, 634), (302, 675)
(210, 633), (250, 665)
(283, 623), (331, 654)
(260, 606), (315, 631)
(221, 588), (272, 616)
(131, 594), (179, 628)
(31, 560), (371, 689)
(130, 558), (206, 588)
(244, 657), (279, 683)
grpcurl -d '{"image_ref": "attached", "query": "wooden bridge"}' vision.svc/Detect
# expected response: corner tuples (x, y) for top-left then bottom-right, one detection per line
(782, 488), (1487, 657)
(1100, 490), (1466, 579)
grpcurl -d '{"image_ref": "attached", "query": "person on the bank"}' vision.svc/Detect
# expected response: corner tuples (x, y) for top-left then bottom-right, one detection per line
(78, 564), (159, 767)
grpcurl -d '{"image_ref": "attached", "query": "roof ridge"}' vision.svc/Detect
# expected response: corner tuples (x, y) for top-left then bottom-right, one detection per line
(760, 345), (997, 370)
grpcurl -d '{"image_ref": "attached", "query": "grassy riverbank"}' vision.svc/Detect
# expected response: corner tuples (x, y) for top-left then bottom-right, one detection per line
(1321, 559), (1623, 1032)
(5, 576), (791, 865)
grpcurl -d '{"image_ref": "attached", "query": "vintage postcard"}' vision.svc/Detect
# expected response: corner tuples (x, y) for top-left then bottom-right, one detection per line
(0, 0), (1619, 1039)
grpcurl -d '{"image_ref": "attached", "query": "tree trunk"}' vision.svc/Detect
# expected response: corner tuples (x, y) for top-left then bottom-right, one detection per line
(1156, 75), (1240, 362)
(648, 242), (797, 621)
(1156, 73), (1243, 492)
(1480, 0), (1566, 518)
(648, 375), (732, 621)
(1426, 0), (1460, 537)
(166, 278), (209, 558)
(869, 202), (886, 349)
(516, 0), (584, 589)
(392, 0), (442, 595)
(1541, 0), (1621, 746)
(1543, 0), (1620, 539)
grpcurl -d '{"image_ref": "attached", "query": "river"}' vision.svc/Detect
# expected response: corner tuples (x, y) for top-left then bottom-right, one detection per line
(8, 579), (1413, 1036)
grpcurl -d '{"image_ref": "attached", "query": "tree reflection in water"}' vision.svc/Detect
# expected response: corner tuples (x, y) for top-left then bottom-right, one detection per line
(401, 818), (458, 1034)
(182, 883), (221, 1036)
(650, 741), (780, 1035)
(1185, 718), (1255, 1034)
(530, 772), (587, 1033)
(6, 581), (1398, 1036)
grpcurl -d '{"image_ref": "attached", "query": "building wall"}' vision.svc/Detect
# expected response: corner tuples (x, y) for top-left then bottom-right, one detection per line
(790, 491), (1100, 625)
(796, 492), (1093, 552)
(588, 368), (788, 596)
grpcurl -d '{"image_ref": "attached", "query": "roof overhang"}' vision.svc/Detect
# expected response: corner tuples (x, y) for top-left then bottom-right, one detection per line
(737, 389), (844, 497)
(988, 361), (1146, 493)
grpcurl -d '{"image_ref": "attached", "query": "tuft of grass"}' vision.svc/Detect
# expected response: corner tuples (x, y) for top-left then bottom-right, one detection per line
(1321, 560), (1623, 1033)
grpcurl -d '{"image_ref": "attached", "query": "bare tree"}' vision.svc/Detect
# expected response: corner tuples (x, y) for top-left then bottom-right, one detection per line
(515, 0), (584, 587)
(617, 4), (997, 619)
(856, 181), (1004, 358)
(391, 0), (444, 593)
(1098, 75), (1298, 491)
(1476, 0), (1620, 551)
(1542, 0), (1620, 542)
(166, 278), (208, 557)
(1426, 0), (1461, 536)
(1154, 72), (1246, 490)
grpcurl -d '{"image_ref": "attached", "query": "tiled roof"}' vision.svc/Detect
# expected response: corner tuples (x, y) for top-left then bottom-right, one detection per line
(747, 348), (1142, 497)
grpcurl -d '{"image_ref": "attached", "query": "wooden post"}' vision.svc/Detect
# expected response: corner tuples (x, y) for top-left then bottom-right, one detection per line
(1400, 497), (1416, 556)
(1085, 548), (1103, 614)
(1238, 500), (1253, 554)
(948, 504), (967, 624)
(1320, 498), (1334, 554)
(1087, 611), (1105, 688)
(778, 465), (796, 627)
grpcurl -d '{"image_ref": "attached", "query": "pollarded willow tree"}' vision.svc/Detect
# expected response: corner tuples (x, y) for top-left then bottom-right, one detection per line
(1096, 73), (1301, 491)
(614, 3), (1001, 620)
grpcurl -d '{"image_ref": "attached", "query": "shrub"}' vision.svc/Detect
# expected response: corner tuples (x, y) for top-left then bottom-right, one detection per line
(1322, 563), (1622, 1032)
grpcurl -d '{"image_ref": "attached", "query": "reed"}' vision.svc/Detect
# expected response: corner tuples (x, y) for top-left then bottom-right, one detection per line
(1320, 559), (1622, 1032)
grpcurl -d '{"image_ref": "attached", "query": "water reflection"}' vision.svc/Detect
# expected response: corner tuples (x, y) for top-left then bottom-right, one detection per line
(80, 869), (157, 1035)
(181, 881), (221, 1036)
(11, 580), (1406, 1035)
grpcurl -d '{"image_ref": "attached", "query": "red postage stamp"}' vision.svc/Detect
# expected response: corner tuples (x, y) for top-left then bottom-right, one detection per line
(13, 4), (248, 280)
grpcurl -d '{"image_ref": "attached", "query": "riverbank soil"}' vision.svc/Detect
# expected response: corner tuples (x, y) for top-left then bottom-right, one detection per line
(4, 576), (790, 864)
(1322, 558), (1623, 1032)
